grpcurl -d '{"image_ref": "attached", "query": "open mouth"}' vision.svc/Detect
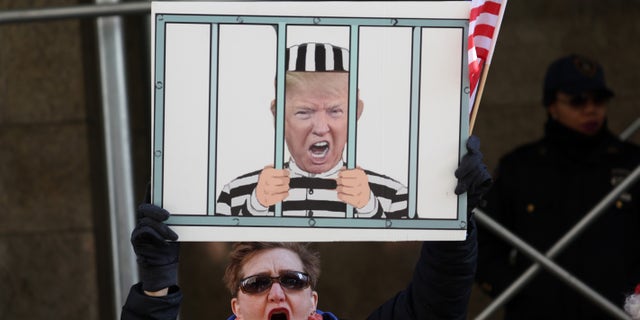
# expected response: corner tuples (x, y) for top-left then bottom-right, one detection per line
(268, 309), (289, 320)
(309, 141), (329, 159)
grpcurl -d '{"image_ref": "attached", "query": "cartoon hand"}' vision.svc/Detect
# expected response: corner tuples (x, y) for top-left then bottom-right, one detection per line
(256, 165), (290, 207)
(336, 166), (371, 209)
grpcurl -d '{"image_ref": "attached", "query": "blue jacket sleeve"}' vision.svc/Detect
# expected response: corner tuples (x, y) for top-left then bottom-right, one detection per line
(367, 217), (478, 320)
(121, 283), (183, 320)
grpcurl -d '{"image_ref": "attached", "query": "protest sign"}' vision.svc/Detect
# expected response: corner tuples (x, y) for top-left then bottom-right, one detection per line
(152, 1), (472, 241)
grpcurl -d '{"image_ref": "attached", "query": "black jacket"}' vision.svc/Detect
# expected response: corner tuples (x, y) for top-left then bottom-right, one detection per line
(476, 119), (640, 319)
(122, 219), (478, 320)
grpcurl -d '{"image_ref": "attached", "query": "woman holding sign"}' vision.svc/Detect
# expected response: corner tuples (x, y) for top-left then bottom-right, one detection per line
(120, 136), (491, 320)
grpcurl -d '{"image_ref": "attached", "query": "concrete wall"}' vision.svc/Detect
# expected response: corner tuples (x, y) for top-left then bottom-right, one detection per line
(0, 1), (103, 319)
(475, 0), (640, 173)
(0, 1), (638, 319)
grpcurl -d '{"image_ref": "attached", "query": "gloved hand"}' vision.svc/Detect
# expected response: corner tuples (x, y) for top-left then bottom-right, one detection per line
(131, 203), (179, 292)
(455, 135), (492, 214)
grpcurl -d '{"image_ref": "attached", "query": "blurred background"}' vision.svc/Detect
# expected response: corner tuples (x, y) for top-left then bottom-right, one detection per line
(1, 0), (638, 319)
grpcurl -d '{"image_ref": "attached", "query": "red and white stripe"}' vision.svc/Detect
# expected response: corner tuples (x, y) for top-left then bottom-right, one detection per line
(468, 0), (505, 112)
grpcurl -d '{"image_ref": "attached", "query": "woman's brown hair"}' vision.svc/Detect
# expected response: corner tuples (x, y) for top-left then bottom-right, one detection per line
(223, 242), (321, 297)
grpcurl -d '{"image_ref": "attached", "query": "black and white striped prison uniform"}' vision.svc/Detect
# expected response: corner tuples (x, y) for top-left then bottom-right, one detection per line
(215, 159), (408, 218)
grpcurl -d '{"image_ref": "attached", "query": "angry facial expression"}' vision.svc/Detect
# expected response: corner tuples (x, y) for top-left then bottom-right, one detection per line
(278, 72), (362, 174)
(231, 248), (318, 320)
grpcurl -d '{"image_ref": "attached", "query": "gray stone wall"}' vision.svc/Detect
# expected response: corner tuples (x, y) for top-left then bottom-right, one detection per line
(0, 1), (101, 319)
(475, 0), (640, 173)
(0, 1), (638, 319)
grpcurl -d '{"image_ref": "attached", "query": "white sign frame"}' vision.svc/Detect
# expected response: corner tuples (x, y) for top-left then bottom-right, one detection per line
(151, 1), (472, 241)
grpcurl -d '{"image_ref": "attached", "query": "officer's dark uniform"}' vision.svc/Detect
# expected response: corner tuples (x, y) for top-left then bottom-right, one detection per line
(477, 119), (639, 319)
(476, 54), (640, 319)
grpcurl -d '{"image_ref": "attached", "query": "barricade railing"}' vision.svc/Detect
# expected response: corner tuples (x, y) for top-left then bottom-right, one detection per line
(0, 2), (148, 24)
(620, 117), (640, 141)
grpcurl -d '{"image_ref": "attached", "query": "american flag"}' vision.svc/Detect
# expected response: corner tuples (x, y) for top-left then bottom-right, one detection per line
(468, 0), (506, 118)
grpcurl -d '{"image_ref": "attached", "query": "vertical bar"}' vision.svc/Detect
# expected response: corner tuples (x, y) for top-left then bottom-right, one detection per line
(346, 26), (359, 169)
(95, 0), (138, 315)
(346, 25), (360, 218)
(407, 27), (422, 219)
(152, 15), (165, 207)
(163, 23), (210, 214)
(274, 22), (287, 217)
(207, 24), (219, 215)
(417, 27), (463, 220)
(460, 23), (471, 223)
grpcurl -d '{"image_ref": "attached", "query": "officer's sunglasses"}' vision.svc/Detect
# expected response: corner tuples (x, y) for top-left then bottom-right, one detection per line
(239, 271), (311, 294)
(558, 92), (609, 109)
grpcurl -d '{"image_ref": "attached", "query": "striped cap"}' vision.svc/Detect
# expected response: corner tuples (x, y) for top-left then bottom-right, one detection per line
(286, 42), (349, 72)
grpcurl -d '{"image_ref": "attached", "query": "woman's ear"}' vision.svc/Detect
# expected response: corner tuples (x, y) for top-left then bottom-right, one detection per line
(231, 297), (241, 319)
(310, 290), (319, 311)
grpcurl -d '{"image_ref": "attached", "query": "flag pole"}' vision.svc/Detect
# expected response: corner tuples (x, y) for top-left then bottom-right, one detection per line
(469, 62), (490, 134)
(469, 0), (508, 135)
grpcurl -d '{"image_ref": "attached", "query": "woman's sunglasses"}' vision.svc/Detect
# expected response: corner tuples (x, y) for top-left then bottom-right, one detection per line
(239, 271), (311, 294)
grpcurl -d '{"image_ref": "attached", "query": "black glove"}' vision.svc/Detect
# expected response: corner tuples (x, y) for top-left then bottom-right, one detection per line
(455, 135), (492, 213)
(131, 203), (179, 292)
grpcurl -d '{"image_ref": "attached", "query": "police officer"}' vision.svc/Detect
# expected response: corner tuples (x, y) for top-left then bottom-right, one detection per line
(476, 54), (640, 319)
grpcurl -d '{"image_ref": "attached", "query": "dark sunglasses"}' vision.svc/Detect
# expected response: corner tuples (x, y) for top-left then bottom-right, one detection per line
(559, 93), (609, 109)
(239, 271), (311, 294)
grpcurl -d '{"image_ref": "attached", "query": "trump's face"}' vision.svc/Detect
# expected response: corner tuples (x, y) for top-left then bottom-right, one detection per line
(277, 72), (362, 174)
